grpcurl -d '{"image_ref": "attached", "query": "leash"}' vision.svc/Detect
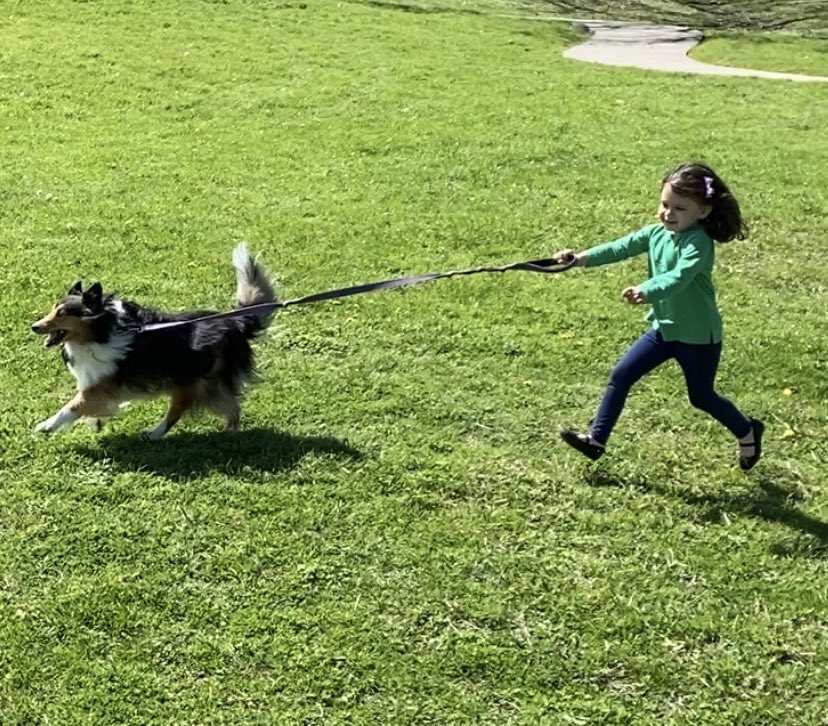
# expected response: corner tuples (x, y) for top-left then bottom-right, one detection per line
(134, 256), (575, 334)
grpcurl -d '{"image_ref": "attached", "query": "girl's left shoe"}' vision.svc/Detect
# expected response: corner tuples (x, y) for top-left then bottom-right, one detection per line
(739, 418), (765, 471)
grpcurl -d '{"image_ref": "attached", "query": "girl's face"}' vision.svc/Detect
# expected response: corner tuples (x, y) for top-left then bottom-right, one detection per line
(659, 183), (711, 233)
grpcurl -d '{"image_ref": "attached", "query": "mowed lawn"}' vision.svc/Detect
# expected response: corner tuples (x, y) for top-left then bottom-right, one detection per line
(1, 1), (826, 723)
(691, 33), (828, 77)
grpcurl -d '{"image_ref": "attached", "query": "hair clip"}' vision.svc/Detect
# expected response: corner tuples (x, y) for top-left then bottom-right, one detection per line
(703, 176), (715, 200)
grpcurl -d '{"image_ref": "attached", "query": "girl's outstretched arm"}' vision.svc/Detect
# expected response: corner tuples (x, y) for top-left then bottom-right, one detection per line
(583, 224), (655, 268)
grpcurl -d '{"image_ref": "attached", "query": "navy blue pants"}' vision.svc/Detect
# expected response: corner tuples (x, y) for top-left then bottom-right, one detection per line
(590, 329), (751, 445)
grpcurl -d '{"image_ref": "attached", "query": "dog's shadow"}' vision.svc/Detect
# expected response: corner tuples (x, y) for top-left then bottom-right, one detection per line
(77, 427), (362, 481)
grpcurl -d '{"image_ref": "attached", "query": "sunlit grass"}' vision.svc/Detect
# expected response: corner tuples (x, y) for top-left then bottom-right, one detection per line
(691, 32), (828, 76)
(1, 1), (826, 723)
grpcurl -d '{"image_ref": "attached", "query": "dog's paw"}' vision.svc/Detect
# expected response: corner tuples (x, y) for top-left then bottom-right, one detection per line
(34, 407), (76, 434)
(141, 428), (166, 442)
(35, 419), (55, 434)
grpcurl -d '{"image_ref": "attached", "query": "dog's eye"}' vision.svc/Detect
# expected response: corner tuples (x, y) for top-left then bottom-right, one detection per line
(56, 308), (66, 317)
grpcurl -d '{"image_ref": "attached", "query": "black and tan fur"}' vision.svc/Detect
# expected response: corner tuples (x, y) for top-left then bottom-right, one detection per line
(31, 244), (276, 439)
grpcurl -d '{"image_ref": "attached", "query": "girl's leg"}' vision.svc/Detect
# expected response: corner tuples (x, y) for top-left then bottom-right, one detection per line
(673, 341), (763, 468)
(589, 329), (673, 445)
(672, 341), (751, 437)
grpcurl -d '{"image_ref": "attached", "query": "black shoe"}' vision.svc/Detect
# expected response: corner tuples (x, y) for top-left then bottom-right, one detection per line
(560, 428), (605, 461)
(739, 418), (764, 471)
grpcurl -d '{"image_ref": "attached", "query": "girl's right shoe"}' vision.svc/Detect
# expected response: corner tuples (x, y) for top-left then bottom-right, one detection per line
(560, 428), (605, 461)
(739, 417), (764, 471)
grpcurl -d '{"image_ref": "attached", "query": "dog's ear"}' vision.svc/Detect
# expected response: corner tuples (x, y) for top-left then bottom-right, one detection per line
(68, 281), (83, 296)
(83, 282), (103, 312)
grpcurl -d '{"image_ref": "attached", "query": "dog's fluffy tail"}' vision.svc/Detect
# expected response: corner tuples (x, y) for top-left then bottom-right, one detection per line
(232, 243), (278, 333)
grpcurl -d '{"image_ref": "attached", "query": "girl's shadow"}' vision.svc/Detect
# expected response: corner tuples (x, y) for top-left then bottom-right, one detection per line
(77, 427), (362, 481)
(687, 475), (828, 558)
(587, 467), (828, 558)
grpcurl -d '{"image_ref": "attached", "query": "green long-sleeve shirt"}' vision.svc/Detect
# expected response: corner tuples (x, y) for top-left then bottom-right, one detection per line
(585, 223), (723, 344)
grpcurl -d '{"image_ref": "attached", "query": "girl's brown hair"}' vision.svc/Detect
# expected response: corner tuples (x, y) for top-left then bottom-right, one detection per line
(662, 162), (748, 242)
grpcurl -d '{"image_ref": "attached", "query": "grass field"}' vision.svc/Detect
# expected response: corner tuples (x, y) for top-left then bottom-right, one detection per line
(691, 33), (828, 76)
(381, 0), (828, 76)
(1, 1), (827, 723)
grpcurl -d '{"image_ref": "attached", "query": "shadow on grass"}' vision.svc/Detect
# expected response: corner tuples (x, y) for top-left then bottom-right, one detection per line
(587, 466), (828, 557)
(364, 0), (481, 15)
(685, 475), (828, 558)
(585, 467), (649, 489)
(76, 427), (362, 481)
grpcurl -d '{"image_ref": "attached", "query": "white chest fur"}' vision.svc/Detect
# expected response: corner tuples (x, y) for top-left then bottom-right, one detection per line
(64, 333), (134, 391)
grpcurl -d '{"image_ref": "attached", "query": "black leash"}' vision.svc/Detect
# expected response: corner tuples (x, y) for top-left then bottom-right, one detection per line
(135, 256), (575, 334)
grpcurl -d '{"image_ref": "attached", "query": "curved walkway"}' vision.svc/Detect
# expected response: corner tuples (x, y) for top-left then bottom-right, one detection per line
(562, 21), (828, 83)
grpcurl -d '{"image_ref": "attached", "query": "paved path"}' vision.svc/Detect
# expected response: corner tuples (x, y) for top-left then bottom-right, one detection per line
(562, 21), (828, 83)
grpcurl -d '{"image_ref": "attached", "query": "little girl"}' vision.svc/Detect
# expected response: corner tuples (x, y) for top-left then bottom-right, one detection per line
(554, 161), (763, 470)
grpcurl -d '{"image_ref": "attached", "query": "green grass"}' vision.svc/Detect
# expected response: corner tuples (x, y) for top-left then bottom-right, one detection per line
(368, 0), (828, 76)
(2, 1), (828, 723)
(691, 33), (828, 76)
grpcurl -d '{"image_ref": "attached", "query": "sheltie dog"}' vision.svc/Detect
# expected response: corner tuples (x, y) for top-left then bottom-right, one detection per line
(31, 244), (277, 440)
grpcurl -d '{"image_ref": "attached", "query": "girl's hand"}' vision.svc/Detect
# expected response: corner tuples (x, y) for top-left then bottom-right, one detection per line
(553, 249), (587, 267)
(622, 286), (647, 305)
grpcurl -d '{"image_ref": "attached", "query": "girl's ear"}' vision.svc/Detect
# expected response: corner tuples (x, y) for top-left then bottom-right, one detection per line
(699, 203), (713, 220)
